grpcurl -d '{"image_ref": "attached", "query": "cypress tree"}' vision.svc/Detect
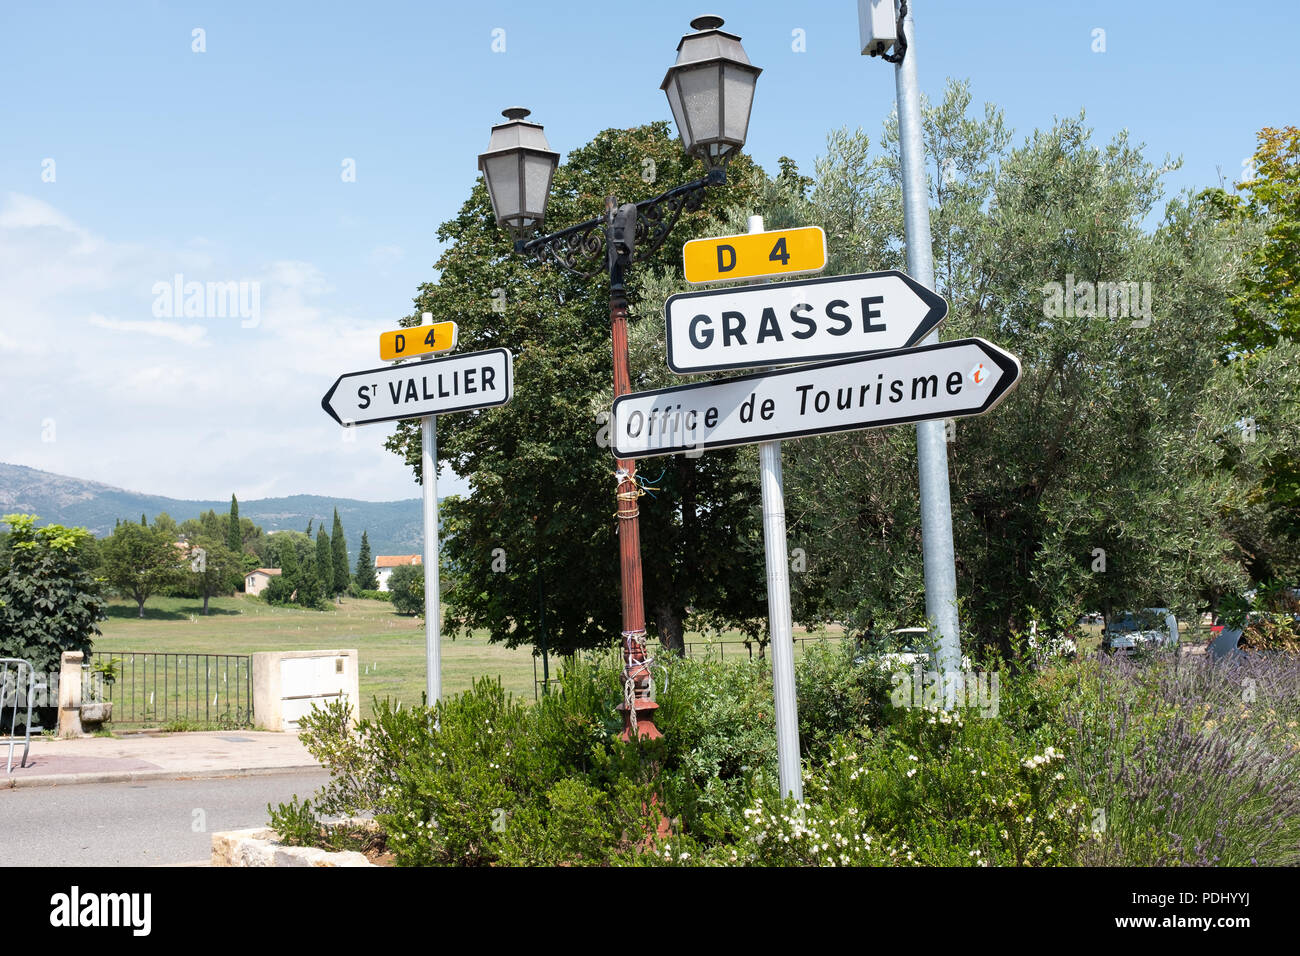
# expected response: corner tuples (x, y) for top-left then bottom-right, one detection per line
(298, 547), (322, 608)
(330, 509), (349, 598)
(228, 495), (241, 553)
(315, 527), (334, 598)
(355, 531), (377, 590)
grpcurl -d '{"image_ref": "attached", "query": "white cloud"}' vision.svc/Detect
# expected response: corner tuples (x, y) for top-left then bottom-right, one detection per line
(0, 195), (430, 501)
(88, 313), (209, 346)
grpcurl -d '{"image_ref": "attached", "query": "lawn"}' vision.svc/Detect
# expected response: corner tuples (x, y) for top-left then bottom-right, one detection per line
(95, 594), (844, 724)
(96, 594), (540, 721)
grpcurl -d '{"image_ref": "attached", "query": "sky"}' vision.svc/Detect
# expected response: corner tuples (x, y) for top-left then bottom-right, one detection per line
(1, 0), (1296, 502)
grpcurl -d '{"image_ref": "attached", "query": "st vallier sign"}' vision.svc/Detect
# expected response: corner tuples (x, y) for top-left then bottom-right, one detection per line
(320, 317), (513, 708)
(321, 347), (512, 427)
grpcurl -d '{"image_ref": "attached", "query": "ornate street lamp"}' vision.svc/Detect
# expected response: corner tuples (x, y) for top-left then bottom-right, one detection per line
(480, 17), (758, 741)
(661, 15), (761, 169)
(477, 107), (560, 242)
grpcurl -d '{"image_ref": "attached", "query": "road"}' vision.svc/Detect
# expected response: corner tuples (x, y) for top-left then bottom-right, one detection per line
(0, 770), (330, 866)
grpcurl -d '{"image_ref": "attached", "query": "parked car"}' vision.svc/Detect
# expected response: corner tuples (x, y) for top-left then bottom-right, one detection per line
(1104, 608), (1179, 654)
(854, 627), (972, 671)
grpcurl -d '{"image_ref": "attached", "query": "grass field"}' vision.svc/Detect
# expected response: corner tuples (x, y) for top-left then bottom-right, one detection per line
(95, 594), (841, 724)
(96, 594), (540, 721)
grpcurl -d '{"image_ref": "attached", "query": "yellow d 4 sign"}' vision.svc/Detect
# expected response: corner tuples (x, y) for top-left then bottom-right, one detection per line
(683, 226), (827, 285)
(380, 321), (458, 361)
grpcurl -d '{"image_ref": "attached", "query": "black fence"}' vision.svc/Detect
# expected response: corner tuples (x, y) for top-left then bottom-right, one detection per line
(531, 636), (848, 699)
(93, 651), (253, 728)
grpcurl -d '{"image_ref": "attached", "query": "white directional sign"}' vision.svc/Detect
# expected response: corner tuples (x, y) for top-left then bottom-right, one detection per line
(612, 338), (1019, 459)
(321, 347), (512, 427)
(664, 270), (948, 374)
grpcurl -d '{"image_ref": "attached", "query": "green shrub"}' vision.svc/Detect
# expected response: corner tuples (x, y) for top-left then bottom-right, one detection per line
(794, 640), (894, 759)
(268, 794), (323, 847)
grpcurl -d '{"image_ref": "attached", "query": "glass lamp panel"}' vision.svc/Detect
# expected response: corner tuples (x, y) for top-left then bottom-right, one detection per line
(722, 65), (756, 143)
(484, 153), (521, 223)
(663, 80), (693, 152)
(523, 152), (556, 218)
(678, 65), (721, 145)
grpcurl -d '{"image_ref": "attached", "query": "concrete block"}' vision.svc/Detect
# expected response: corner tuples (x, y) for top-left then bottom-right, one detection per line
(251, 649), (359, 732)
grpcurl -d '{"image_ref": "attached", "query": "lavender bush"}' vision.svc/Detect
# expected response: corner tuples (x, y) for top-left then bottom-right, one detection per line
(1061, 650), (1300, 865)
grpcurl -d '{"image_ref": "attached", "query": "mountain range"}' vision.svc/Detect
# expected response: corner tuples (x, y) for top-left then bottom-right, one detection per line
(0, 462), (425, 563)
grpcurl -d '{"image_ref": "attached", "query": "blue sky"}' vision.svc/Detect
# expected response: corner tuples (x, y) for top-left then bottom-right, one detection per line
(1, 0), (1296, 501)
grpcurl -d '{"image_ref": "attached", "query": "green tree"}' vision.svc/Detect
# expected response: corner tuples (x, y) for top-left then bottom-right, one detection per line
(330, 509), (349, 599)
(152, 512), (180, 540)
(101, 519), (185, 617)
(0, 514), (106, 673)
(315, 527), (334, 599)
(228, 495), (242, 554)
(1197, 127), (1300, 585)
(298, 546), (324, 609)
(354, 531), (378, 590)
(388, 563), (424, 616)
(186, 535), (239, 615)
(264, 532), (303, 605)
(778, 81), (1295, 655)
(384, 121), (765, 654)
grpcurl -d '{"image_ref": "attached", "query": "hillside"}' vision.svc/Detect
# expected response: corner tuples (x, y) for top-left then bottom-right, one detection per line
(0, 462), (426, 562)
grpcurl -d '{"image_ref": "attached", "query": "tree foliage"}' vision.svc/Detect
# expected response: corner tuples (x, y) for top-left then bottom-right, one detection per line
(385, 122), (765, 653)
(0, 514), (106, 673)
(777, 82), (1300, 654)
(331, 508), (350, 598)
(388, 563), (424, 616)
(354, 531), (378, 591)
(101, 518), (184, 617)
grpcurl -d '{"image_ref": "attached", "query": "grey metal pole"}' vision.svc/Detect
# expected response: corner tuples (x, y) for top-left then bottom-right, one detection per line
(420, 315), (442, 706)
(893, 1), (962, 675)
(750, 214), (803, 802)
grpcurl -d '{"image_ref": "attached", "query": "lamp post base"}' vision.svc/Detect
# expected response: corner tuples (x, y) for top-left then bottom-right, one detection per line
(617, 699), (663, 741)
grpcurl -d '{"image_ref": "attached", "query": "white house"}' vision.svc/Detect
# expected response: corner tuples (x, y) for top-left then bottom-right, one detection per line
(245, 568), (281, 596)
(375, 554), (421, 591)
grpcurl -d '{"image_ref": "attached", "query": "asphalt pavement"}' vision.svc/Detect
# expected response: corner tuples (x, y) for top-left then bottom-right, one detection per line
(0, 770), (330, 866)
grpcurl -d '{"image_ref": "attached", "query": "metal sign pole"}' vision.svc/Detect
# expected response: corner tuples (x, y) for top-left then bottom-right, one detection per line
(419, 316), (442, 707)
(894, 0), (962, 677)
(749, 214), (802, 802)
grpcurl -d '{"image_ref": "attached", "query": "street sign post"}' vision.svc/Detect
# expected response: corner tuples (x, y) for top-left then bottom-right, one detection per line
(683, 225), (826, 285)
(321, 347), (513, 427)
(612, 337), (1020, 459)
(664, 269), (947, 374)
(740, 215), (803, 804)
(379, 321), (458, 361)
(863, 0), (965, 678)
(322, 341), (512, 708)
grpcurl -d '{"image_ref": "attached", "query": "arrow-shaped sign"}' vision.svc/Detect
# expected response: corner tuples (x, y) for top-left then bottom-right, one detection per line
(612, 337), (1019, 459)
(664, 269), (948, 375)
(321, 347), (513, 427)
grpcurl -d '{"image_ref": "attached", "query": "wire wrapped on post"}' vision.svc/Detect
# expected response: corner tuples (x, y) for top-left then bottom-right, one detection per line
(621, 629), (655, 739)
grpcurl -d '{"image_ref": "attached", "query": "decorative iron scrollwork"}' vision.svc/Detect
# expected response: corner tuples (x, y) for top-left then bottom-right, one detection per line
(518, 171), (722, 279)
